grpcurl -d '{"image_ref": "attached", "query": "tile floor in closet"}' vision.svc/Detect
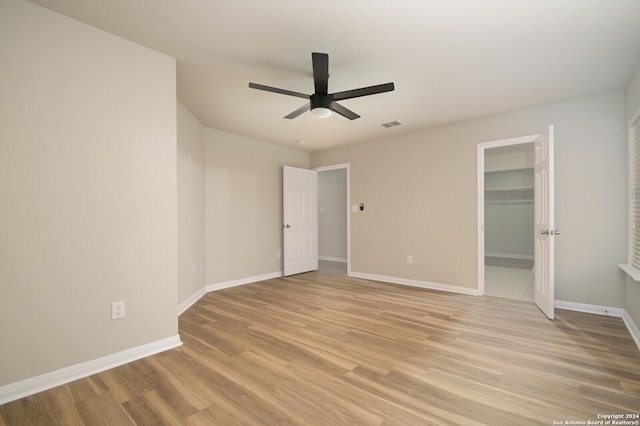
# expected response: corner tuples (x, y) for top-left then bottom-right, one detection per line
(485, 265), (535, 302)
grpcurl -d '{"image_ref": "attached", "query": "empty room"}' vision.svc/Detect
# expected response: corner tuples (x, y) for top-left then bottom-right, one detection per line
(2, 0), (640, 424)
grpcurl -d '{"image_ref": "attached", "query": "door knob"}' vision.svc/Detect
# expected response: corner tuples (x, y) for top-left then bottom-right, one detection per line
(552, 230), (560, 235)
(540, 230), (549, 235)
(284, 224), (291, 229)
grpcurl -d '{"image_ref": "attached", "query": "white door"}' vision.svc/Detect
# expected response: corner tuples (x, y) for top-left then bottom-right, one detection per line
(534, 125), (556, 319)
(283, 166), (318, 276)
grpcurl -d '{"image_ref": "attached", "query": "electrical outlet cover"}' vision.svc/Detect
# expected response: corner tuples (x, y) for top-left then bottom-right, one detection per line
(111, 301), (125, 320)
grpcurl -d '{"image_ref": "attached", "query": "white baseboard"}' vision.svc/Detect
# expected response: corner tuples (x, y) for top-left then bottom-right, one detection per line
(178, 271), (283, 316)
(555, 300), (640, 351)
(622, 310), (640, 351)
(554, 300), (625, 317)
(0, 334), (182, 405)
(178, 287), (207, 316)
(319, 256), (347, 263)
(206, 271), (283, 292)
(349, 271), (479, 296)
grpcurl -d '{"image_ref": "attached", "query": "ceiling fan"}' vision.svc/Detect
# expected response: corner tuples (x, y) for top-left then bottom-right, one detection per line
(248, 52), (394, 120)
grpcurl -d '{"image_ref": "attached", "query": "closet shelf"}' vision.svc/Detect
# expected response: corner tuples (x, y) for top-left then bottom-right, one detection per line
(485, 186), (533, 192)
(484, 186), (533, 204)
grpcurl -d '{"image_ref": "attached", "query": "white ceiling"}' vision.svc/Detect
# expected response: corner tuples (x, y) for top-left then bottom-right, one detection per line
(28, 0), (640, 152)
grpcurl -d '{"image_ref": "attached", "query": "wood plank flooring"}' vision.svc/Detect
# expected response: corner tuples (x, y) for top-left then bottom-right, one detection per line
(2, 271), (640, 425)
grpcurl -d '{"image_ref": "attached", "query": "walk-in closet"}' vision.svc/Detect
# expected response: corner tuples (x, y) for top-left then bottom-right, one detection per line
(484, 143), (535, 301)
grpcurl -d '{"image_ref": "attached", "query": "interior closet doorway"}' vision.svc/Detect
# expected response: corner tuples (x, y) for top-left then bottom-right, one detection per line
(483, 143), (535, 301)
(315, 164), (350, 275)
(478, 137), (537, 302)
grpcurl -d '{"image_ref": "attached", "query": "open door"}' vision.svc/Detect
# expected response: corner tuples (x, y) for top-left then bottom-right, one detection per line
(534, 125), (556, 319)
(283, 166), (318, 276)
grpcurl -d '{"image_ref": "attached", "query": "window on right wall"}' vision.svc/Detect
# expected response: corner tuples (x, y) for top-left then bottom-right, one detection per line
(630, 107), (640, 270)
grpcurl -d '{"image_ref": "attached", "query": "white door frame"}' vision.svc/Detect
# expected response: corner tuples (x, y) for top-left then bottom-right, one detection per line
(314, 163), (351, 276)
(477, 135), (538, 296)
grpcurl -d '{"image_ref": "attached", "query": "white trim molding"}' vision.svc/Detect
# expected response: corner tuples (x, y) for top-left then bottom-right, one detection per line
(555, 300), (626, 317)
(349, 271), (479, 296)
(0, 335), (182, 405)
(622, 310), (640, 351)
(555, 300), (640, 351)
(618, 263), (640, 282)
(178, 287), (207, 316)
(206, 271), (283, 292)
(178, 271), (284, 316)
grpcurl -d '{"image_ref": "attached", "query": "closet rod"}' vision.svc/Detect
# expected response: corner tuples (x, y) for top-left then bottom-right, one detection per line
(484, 186), (533, 192)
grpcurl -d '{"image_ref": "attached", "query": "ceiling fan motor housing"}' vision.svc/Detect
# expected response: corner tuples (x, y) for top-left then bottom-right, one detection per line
(310, 93), (333, 111)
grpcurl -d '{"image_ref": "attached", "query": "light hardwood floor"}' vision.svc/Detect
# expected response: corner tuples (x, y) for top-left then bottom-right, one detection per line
(2, 271), (639, 425)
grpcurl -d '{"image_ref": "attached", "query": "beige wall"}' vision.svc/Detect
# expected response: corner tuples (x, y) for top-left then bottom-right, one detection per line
(315, 125), (479, 288)
(204, 129), (310, 285)
(177, 102), (205, 304)
(625, 64), (640, 329)
(312, 91), (628, 306)
(0, 0), (178, 386)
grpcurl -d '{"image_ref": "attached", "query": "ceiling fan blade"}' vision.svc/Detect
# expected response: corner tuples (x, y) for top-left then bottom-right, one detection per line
(284, 103), (310, 119)
(331, 101), (360, 120)
(312, 52), (329, 95)
(248, 82), (309, 99)
(332, 82), (395, 101)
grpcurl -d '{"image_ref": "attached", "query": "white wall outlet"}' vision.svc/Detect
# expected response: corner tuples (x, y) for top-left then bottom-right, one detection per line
(406, 255), (413, 264)
(111, 301), (125, 320)
(277, 250), (282, 259)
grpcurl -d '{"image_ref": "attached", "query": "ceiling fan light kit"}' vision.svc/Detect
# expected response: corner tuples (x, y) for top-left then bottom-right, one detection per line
(249, 52), (394, 120)
(310, 107), (332, 118)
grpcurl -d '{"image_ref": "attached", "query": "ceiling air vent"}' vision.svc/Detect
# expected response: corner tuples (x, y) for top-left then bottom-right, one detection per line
(382, 120), (404, 128)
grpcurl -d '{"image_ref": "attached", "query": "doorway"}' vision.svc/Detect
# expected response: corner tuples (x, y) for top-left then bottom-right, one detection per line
(483, 143), (535, 301)
(478, 127), (555, 318)
(477, 135), (539, 302)
(315, 164), (350, 275)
